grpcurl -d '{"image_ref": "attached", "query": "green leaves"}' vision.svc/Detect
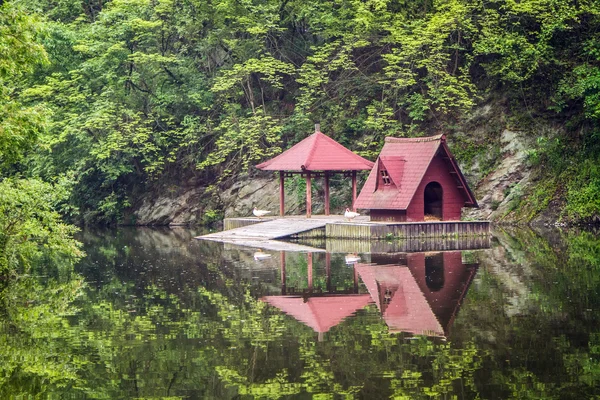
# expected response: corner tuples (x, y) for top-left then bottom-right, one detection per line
(213, 56), (295, 93)
(0, 178), (83, 276)
(198, 108), (282, 177)
(0, 1), (48, 79)
(0, 1), (49, 172)
(382, 0), (477, 114)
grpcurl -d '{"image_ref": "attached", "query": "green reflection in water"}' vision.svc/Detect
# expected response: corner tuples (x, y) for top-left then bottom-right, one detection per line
(0, 227), (598, 399)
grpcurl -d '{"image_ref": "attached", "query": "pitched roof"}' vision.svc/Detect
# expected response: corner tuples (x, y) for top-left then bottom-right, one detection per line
(380, 156), (405, 188)
(260, 295), (372, 333)
(356, 264), (444, 337)
(354, 134), (477, 210)
(256, 131), (374, 172)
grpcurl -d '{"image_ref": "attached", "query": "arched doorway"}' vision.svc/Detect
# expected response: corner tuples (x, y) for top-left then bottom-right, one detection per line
(424, 182), (443, 220)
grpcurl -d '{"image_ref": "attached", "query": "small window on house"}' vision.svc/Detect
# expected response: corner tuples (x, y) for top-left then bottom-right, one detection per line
(380, 170), (391, 185)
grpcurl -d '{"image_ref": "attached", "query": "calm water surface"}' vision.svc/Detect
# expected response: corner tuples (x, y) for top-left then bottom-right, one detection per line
(2, 227), (599, 399)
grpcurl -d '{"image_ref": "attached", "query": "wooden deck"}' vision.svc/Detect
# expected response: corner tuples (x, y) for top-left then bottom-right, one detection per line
(324, 220), (489, 239)
(196, 216), (490, 250)
(199, 217), (339, 241)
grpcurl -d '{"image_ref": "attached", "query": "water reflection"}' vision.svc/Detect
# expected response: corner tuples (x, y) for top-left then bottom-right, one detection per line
(2, 226), (599, 399)
(256, 246), (478, 340)
(261, 251), (370, 341)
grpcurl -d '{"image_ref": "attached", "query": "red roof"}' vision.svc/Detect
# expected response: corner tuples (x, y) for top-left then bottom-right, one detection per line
(260, 295), (372, 333)
(256, 131), (374, 171)
(356, 264), (444, 337)
(354, 134), (477, 210)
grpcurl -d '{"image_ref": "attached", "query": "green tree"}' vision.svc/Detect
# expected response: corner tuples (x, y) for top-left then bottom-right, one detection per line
(0, 0), (48, 173)
(0, 178), (83, 277)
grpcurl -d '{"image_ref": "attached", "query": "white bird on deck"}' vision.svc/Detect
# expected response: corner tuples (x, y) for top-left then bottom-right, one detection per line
(254, 250), (272, 261)
(253, 207), (271, 219)
(344, 208), (360, 221)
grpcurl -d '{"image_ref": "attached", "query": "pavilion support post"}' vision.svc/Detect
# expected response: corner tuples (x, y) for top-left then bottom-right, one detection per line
(307, 252), (313, 291)
(279, 171), (285, 216)
(280, 251), (286, 295)
(352, 171), (357, 212)
(306, 172), (312, 218)
(353, 266), (359, 294)
(326, 252), (331, 292)
(324, 172), (330, 216)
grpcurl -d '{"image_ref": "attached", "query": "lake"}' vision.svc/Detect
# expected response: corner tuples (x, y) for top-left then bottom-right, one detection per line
(1, 226), (599, 399)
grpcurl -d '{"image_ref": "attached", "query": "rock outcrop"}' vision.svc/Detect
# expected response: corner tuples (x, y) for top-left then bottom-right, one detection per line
(133, 174), (303, 225)
(464, 129), (533, 222)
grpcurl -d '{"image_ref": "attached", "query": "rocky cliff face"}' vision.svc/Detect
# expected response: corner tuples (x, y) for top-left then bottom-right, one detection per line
(134, 174), (303, 225)
(135, 185), (206, 226)
(463, 128), (534, 222)
(219, 174), (302, 218)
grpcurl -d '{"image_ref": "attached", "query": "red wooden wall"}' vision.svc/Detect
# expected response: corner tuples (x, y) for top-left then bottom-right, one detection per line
(406, 155), (467, 221)
(371, 209), (407, 222)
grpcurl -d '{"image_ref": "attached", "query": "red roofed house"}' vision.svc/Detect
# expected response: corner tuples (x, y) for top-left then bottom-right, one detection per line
(354, 134), (478, 222)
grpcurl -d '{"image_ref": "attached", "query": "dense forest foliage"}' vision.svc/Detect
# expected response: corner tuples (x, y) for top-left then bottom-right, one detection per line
(2, 0), (600, 225)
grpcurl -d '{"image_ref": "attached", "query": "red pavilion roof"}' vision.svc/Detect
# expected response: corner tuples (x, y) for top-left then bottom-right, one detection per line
(261, 294), (372, 333)
(256, 131), (374, 172)
(354, 134), (477, 210)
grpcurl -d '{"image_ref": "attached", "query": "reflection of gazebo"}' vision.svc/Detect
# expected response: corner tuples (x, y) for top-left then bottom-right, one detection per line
(261, 295), (372, 338)
(261, 251), (372, 341)
(256, 125), (374, 217)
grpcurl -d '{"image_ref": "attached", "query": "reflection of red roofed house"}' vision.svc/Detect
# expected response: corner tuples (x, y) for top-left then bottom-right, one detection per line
(261, 295), (372, 335)
(354, 134), (478, 222)
(406, 252), (478, 335)
(356, 264), (444, 337)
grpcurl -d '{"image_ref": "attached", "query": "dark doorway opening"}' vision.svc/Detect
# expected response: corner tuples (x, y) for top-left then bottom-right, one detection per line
(424, 182), (443, 220)
(425, 252), (444, 292)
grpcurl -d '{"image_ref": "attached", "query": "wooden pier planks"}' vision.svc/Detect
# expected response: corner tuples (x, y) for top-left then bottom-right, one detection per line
(198, 217), (490, 247)
(199, 218), (330, 241)
(325, 220), (489, 239)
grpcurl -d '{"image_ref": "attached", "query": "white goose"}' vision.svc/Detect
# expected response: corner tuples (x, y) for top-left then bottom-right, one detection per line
(254, 250), (272, 261)
(344, 208), (360, 221)
(253, 207), (271, 219)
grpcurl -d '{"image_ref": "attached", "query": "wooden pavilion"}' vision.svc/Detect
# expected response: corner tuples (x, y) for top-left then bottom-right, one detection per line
(256, 125), (374, 217)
